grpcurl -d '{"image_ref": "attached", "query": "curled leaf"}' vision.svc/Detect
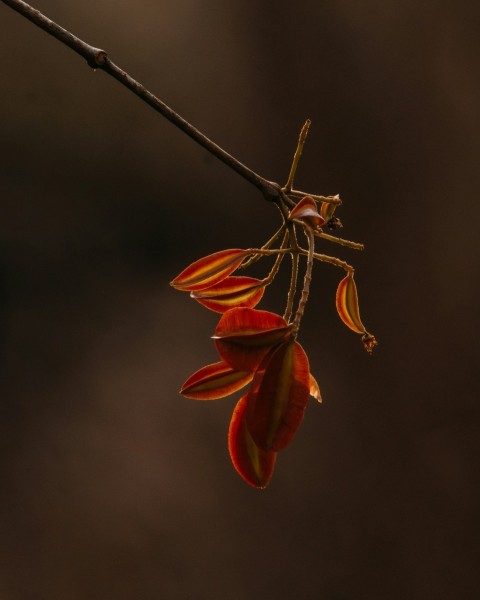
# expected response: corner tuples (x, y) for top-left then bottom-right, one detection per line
(247, 340), (310, 452)
(289, 196), (325, 229)
(336, 272), (366, 334)
(190, 276), (265, 313)
(228, 394), (277, 489)
(309, 373), (322, 403)
(170, 249), (252, 292)
(181, 361), (253, 400)
(213, 307), (292, 371)
(320, 195), (339, 221)
(336, 272), (378, 353)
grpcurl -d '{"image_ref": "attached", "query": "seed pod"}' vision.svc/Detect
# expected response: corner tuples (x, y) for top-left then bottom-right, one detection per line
(170, 249), (252, 292)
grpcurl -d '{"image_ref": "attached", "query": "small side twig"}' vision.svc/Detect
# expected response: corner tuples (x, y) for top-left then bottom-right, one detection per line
(284, 119), (311, 193)
(284, 251), (299, 324)
(288, 191), (342, 206)
(262, 232), (290, 285)
(311, 251), (353, 273)
(292, 228), (315, 336)
(314, 230), (365, 250)
(240, 225), (286, 270)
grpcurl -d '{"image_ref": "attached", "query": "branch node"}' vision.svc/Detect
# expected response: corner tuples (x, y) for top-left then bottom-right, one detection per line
(86, 48), (108, 69)
(262, 181), (282, 202)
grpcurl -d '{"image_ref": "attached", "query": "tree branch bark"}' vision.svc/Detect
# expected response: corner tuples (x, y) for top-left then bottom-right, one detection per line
(1, 0), (282, 202)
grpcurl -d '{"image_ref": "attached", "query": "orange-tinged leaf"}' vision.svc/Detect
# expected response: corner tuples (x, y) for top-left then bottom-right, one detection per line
(180, 361), (253, 400)
(190, 276), (265, 313)
(247, 340), (310, 451)
(309, 373), (322, 403)
(289, 196), (325, 229)
(320, 195), (339, 221)
(336, 272), (366, 334)
(170, 249), (252, 292)
(336, 272), (378, 352)
(213, 307), (292, 371)
(228, 394), (277, 488)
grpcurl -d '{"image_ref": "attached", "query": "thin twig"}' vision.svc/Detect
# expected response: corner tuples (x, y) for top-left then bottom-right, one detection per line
(240, 225), (286, 270)
(312, 251), (354, 272)
(284, 252), (299, 324)
(284, 119), (311, 193)
(314, 230), (365, 250)
(292, 228), (315, 336)
(248, 248), (295, 256)
(262, 232), (289, 285)
(283, 225), (299, 323)
(288, 190), (342, 206)
(1, 0), (281, 202)
(296, 247), (353, 272)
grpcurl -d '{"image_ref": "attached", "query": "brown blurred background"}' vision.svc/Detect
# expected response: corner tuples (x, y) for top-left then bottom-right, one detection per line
(1, 1), (479, 599)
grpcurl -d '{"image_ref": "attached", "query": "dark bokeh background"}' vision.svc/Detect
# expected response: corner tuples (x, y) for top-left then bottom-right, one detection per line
(1, 1), (479, 599)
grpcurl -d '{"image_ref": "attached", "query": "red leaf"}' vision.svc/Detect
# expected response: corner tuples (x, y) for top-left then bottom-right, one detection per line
(289, 196), (325, 229)
(246, 340), (310, 451)
(180, 361), (253, 400)
(170, 249), (251, 292)
(213, 307), (292, 371)
(191, 276), (265, 313)
(228, 394), (277, 488)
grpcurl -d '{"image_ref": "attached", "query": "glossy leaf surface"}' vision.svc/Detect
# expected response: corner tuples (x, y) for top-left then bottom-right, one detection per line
(181, 361), (253, 400)
(289, 196), (325, 229)
(336, 272), (366, 334)
(213, 307), (292, 371)
(170, 249), (251, 292)
(190, 276), (265, 313)
(228, 394), (277, 488)
(247, 340), (310, 451)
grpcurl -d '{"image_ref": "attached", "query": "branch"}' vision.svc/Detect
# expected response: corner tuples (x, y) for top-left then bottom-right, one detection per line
(1, 0), (281, 202)
(284, 119), (310, 193)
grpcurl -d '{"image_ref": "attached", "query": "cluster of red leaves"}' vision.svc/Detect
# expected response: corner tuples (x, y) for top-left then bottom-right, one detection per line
(170, 195), (377, 488)
(171, 249), (320, 488)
